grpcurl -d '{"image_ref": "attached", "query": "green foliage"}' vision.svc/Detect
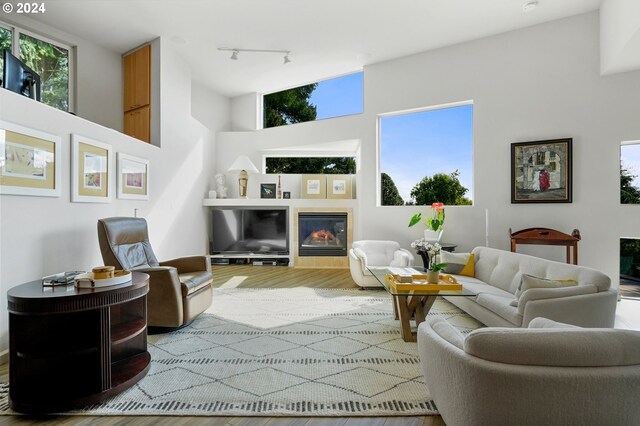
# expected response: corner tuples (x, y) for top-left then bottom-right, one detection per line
(263, 84), (318, 128)
(0, 28), (12, 73)
(621, 166), (640, 204)
(381, 173), (404, 206)
(19, 33), (69, 111)
(621, 238), (640, 256)
(410, 170), (471, 206)
(266, 157), (355, 174)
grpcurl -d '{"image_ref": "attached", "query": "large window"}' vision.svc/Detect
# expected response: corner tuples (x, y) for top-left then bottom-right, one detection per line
(621, 141), (640, 204)
(265, 157), (356, 174)
(0, 21), (72, 112)
(263, 72), (363, 128)
(379, 103), (473, 206)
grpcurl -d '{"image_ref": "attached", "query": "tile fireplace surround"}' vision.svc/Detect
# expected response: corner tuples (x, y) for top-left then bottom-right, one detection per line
(294, 207), (353, 269)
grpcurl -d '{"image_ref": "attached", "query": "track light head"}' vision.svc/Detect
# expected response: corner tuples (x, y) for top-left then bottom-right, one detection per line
(283, 54), (291, 65)
(230, 50), (239, 60)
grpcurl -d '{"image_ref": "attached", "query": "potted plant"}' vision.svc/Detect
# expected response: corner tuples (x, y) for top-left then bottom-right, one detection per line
(408, 202), (445, 243)
(410, 240), (446, 283)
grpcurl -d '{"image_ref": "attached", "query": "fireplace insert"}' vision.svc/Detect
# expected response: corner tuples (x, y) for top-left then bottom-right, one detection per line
(298, 212), (347, 256)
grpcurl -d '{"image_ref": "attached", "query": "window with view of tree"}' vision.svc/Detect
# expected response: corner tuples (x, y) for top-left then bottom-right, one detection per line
(265, 157), (356, 174)
(0, 22), (71, 112)
(621, 142), (640, 204)
(262, 72), (362, 174)
(379, 104), (473, 206)
(263, 72), (363, 128)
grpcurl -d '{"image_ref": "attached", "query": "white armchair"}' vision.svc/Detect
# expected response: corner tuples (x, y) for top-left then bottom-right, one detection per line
(417, 316), (640, 426)
(349, 240), (414, 288)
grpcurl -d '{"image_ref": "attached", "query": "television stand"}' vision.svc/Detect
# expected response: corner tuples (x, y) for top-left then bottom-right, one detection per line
(210, 254), (290, 266)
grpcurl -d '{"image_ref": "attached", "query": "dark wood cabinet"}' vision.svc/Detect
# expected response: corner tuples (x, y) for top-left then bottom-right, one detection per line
(7, 272), (150, 414)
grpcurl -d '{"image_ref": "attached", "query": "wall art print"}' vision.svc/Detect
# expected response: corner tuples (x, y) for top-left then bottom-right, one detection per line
(0, 120), (61, 197)
(71, 134), (112, 203)
(511, 138), (572, 203)
(117, 152), (149, 200)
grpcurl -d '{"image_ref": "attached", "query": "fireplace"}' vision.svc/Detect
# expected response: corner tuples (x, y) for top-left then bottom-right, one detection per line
(298, 212), (348, 256)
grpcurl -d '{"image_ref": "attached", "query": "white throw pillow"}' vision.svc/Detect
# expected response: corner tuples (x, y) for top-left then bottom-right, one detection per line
(510, 274), (577, 307)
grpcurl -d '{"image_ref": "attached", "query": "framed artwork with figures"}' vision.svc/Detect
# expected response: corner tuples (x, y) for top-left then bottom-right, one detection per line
(511, 138), (572, 203)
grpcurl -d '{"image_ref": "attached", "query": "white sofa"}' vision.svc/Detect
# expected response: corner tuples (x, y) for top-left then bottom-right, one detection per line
(417, 316), (640, 426)
(349, 240), (414, 288)
(442, 247), (617, 327)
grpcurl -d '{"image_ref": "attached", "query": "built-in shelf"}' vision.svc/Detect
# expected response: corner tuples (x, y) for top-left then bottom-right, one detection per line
(202, 198), (357, 207)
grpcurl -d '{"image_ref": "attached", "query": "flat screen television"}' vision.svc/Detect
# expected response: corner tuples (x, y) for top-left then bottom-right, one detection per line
(211, 207), (289, 255)
(1, 49), (41, 101)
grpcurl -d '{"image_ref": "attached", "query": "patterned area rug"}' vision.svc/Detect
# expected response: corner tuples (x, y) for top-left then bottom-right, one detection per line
(0, 288), (482, 416)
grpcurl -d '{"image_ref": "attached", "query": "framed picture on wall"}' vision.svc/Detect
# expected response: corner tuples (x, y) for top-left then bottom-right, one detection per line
(301, 174), (326, 199)
(71, 134), (112, 203)
(0, 120), (61, 197)
(260, 183), (276, 199)
(117, 152), (149, 200)
(327, 174), (353, 199)
(511, 138), (572, 203)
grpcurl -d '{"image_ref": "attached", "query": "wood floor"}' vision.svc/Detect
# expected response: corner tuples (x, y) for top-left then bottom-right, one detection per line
(0, 266), (445, 426)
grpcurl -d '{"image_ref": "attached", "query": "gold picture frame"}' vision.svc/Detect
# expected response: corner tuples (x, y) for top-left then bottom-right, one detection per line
(0, 120), (61, 197)
(301, 174), (327, 199)
(327, 174), (353, 199)
(117, 152), (149, 200)
(71, 134), (112, 203)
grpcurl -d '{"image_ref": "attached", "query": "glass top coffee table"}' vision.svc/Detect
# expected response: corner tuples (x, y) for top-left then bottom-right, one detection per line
(368, 266), (476, 342)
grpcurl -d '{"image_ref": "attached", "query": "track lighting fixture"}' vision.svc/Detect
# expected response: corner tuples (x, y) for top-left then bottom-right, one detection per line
(218, 47), (292, 64)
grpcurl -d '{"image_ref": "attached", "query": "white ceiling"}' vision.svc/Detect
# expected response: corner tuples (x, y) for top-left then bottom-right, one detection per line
(32, 0), (603, 98)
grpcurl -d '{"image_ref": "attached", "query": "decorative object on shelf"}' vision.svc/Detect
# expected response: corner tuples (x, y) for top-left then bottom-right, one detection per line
(71, 134), (112, 203)
(408, 202), (445, 242)
(301, 174), (327, 199)
(228, 155), (259, 199)
(327, 174), (353, 199)
(214, 173), (227, 198)
(208, 190), (217, 199)
(117, 153), (149, 200)
(0, 120), (61, 197)
(511, 138), (572, 203)
(283, 191), (291, 199)
(260, 183), (277, 199)
(277, 175), (282, 199)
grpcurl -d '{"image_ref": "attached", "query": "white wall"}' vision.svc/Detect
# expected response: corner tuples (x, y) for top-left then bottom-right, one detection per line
(221, 12), (640, 285)
(1, 14), (123, 132)
(600, 0), (640, 75)
(0, 40), (230, 353)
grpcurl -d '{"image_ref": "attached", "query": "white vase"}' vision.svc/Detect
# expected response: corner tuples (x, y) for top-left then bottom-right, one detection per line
(424, 229), (443, 243)
(426, 270), (440, 284)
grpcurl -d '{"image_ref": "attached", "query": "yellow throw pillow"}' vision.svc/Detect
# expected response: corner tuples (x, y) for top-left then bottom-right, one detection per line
(441, 251), (475, 277)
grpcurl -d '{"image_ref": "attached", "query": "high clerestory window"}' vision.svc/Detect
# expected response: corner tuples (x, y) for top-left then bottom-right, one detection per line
(262, 72), (363, 128)
(0, 21), (73, 112)
(379, 103), (473, 206)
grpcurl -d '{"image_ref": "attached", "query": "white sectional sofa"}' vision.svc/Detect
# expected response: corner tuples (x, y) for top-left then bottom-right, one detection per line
(417, 316), (640, 426)
(442, 247), (617, 328)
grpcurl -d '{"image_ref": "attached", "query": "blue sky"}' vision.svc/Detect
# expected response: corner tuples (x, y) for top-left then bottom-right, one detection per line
(622, 143), (640, 188)
(309, 72), (363, 119)
(380, 105), (473, 203)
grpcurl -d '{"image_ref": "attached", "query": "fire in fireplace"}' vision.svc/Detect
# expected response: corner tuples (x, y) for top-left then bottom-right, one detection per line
(298, 212), (348, 256)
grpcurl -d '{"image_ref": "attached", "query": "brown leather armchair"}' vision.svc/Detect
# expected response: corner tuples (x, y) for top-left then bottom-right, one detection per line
(97, 217), (213, 329)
